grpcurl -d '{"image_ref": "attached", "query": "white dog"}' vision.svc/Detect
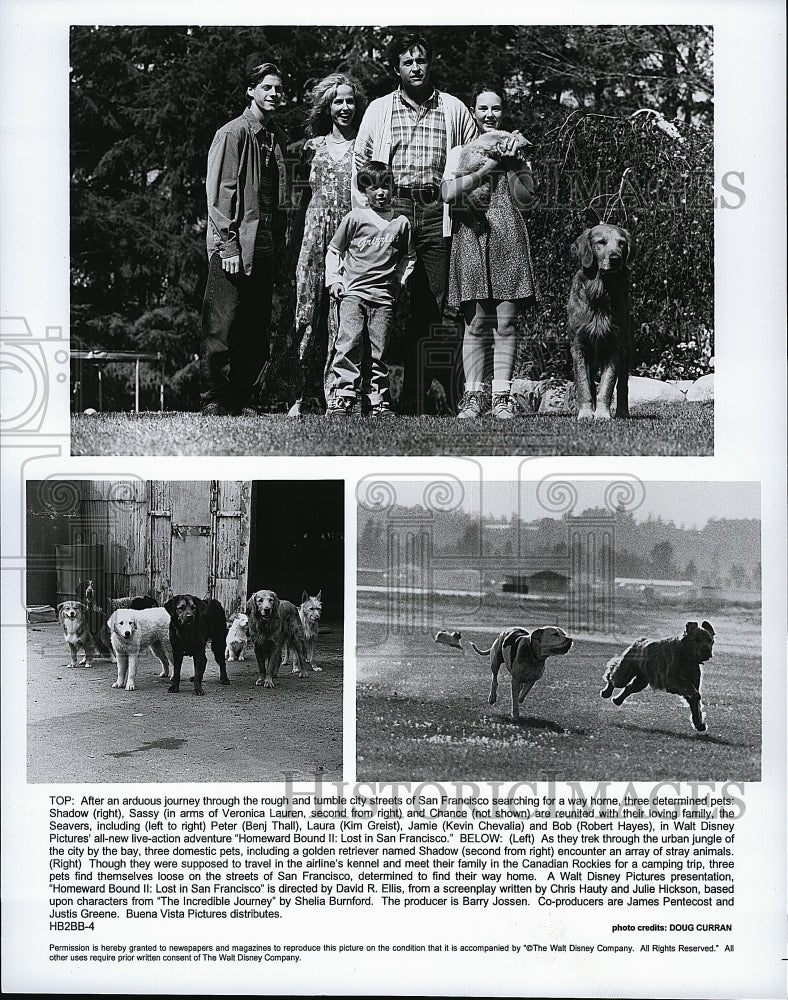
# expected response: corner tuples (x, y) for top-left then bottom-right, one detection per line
(108, 607), (171, 691)
(225, 613), (250, 662)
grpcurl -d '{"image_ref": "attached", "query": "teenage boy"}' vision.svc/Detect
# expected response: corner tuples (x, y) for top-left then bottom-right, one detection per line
(325, 161), (416, 416)
(352, 32), (476, 412)
(200, 62), (290, 416)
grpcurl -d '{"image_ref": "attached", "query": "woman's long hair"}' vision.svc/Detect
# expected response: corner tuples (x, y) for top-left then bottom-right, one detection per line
(305, 72), (367, 137)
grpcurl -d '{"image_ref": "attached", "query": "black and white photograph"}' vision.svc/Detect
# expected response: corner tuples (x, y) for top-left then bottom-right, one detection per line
(25, 479), (345, 782)
(68, 24), (714, 457)
(1, 1), (786, 997)
(356, 478), (761, 781)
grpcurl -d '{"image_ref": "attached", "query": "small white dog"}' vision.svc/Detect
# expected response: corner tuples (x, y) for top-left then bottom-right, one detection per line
(225, 613), (250, 662)
(108, 607), (171, 691)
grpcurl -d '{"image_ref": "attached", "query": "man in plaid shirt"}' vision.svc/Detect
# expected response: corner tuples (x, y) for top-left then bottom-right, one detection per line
(353, 32), (476, 413)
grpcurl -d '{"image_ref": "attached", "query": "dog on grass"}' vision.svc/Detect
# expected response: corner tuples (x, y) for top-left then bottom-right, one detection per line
(471, 625), (573, 721)
(600, 621), (715, 733)
(164, 595), (229, 696)
(225, 612), (250, 662)
(58, 601), (109, 669)
(107, 607), (171, 692)
(247, 589), (310, 688)
(568, 223), (635, 421)
(286, 591), (323, 673)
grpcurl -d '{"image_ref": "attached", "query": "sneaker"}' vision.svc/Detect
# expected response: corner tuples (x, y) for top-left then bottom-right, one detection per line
(370, 402), (395, 417)
(492, 393), (517, 419)
(202, 402), (233, 416)
(326, 396), (354, 416)
(457, 391), (485, 419)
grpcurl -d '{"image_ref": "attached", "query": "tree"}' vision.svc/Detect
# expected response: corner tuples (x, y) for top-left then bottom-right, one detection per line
(649, 540), (677, 579)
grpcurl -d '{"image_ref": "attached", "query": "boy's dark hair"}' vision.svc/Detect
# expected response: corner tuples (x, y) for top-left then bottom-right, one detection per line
(245, 61), (282, 101)
(358, 160), (393, 191)
(388, 32), (433, 74)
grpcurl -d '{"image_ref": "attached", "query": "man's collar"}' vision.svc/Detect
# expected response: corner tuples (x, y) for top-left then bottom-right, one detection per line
(243, 106), (275, 134)
(396, 85), (438, 111)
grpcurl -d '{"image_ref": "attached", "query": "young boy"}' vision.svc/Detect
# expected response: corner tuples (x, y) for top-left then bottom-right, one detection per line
(325, 160), (416, 415)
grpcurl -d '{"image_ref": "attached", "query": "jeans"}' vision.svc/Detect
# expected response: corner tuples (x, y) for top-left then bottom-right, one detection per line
(200, 250), (274, 410)
(332, 295), (393, 406)
(391, 196), (450, 411)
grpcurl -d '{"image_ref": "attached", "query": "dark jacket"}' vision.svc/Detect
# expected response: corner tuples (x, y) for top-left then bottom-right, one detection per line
(205, 107), (290, 275)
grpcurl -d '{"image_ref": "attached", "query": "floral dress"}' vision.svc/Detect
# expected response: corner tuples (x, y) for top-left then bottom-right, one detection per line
(294, 135), (355, 406)
(445, 147), (537, 309)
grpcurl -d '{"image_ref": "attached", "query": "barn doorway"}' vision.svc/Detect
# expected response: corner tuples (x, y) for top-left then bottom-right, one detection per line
(247, 481), (344, 621)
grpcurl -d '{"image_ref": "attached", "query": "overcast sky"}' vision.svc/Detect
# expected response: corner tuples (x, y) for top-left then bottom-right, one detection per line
(368, 479), (760, 530)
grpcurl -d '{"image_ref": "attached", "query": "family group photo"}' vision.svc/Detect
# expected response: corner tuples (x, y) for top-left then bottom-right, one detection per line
(69, 24), (715, 456)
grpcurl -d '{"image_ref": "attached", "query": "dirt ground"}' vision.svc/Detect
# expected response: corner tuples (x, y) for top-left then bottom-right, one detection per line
(356, 600), (762, 784)
(27, 621), (343, 783)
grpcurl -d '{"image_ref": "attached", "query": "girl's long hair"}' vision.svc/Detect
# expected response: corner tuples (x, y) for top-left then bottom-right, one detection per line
(305, 72), (367, 137)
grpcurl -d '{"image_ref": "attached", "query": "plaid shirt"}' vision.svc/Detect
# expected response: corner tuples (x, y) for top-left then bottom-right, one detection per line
(389, 89), (447, 188)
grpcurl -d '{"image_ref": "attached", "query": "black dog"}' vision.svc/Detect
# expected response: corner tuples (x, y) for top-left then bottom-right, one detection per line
(164, 595), (229, 695)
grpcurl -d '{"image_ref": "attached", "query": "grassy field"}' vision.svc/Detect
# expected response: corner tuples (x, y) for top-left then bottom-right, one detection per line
(71, 402), (713, 456)
(355, 599), (760, 783)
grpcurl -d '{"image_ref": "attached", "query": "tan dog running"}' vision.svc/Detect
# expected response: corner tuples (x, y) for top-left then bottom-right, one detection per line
(471, 626), (573, 721)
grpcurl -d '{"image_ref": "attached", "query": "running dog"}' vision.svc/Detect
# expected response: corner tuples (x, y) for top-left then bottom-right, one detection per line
(58, 601), (108, 669)
(471, 625), (573, 721)
(601, 621), (715, 733)
(107, 607), (171, 692)
(287, 591), (323, 673)
(164, 595), (229, 696)
(568, 223), (635, 420)
(247, 589), (310, 688)
(225, 612), (250, 662)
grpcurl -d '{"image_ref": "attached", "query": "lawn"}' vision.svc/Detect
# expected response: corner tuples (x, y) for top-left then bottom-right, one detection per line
(71, 402), (713, 456)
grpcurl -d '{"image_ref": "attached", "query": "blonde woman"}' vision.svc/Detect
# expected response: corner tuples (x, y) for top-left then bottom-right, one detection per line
(289, 73), (367, 415)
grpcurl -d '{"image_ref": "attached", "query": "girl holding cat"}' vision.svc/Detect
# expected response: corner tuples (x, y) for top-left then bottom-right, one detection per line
(441, 85), (538, 419)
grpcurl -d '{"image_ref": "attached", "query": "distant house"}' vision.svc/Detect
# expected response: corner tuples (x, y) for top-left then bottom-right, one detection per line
(615, 578), (698, 598)
(502, 571), (568, 595)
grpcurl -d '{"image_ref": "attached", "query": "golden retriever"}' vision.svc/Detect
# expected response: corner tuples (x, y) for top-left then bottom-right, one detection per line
(568, 223), (635, 420)
(247, 589), (310, 688)
(601, 620), (715, 732)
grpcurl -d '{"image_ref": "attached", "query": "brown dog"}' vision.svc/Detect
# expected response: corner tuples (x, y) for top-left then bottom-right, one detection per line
(568, 223), (634, 420)
(247, 589), (310, 688)
(600, 621), (715, 732)
(471, 626), (573, 721)
(58, 601), (106, 669)
(164, 595), (229, 695)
